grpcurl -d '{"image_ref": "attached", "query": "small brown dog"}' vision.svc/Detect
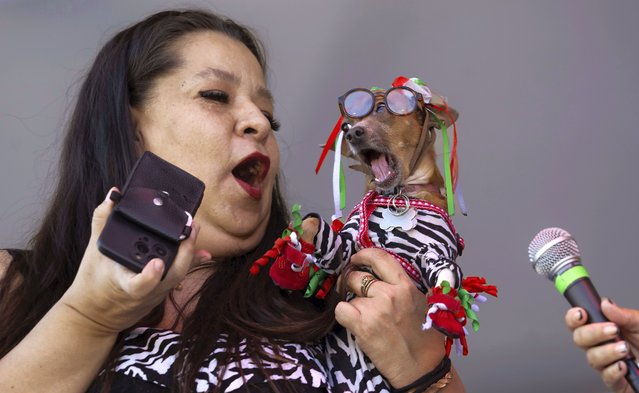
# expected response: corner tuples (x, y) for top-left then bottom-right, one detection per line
(301, 78), (463, 292)
(256, 77), (495, 391)
(297, 77), (474, 391)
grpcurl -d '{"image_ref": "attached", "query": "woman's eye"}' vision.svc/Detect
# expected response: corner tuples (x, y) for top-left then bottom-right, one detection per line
(263, 111), (281, 132)
(199, 90), (229, 103)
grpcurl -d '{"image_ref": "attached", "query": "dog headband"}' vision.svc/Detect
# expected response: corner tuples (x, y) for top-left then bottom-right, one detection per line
(315, 76), (468, 220)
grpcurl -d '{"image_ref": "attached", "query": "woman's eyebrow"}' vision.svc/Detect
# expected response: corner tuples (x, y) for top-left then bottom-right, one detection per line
(195, 67), (238, 83)
(195, 67), (273, 101)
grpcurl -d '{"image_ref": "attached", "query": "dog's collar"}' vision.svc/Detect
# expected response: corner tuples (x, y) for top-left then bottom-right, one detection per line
(379, 184), (441, 198)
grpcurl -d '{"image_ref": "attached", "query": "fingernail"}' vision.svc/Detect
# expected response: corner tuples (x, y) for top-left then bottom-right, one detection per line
(619, 361), (624, 371)
(607, 298), (615, 305)
(154, 259), (164, 272)
(604, 325), (619, 335)
(575, 310), (583, 321)
(104, 187), (114, 202)
(616, 342), (628, 354)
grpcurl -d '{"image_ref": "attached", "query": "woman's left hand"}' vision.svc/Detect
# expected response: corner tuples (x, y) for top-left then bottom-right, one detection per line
(335, 247), (464, 391)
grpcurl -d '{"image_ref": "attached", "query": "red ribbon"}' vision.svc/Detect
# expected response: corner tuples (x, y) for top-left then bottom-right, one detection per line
(315, 115), (344, 174)
(462, 276), (498, 297)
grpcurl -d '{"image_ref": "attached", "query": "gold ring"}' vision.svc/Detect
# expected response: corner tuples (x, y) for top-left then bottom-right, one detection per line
(360, 275), (378, 297)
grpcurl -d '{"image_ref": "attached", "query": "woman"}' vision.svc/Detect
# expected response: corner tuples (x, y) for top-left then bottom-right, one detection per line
(0, 9), (463, 392)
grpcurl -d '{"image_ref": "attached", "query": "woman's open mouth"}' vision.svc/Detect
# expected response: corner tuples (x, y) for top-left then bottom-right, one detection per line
(360, 149), (399, 190)
(232, 152), (270, 200)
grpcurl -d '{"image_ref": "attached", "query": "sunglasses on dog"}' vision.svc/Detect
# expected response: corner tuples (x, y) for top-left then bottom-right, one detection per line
(338, 86), (426, 119)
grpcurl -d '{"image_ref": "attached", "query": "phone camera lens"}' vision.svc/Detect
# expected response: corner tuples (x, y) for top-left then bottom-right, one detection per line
(154, 245), (167, 257)
(135, 241), (149, 254)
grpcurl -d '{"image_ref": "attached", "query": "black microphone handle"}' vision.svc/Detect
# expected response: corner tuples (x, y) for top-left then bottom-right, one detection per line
(565, 278), (639, 392)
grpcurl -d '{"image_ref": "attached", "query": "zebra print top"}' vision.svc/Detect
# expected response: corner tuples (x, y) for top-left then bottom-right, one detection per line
(88, 327), (332, 392)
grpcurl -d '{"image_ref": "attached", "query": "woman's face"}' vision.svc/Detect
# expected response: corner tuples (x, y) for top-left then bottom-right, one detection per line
(133, 31), (280, 258)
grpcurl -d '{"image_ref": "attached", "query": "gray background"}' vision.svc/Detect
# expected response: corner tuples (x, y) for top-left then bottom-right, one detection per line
(2, 1), (638, 392)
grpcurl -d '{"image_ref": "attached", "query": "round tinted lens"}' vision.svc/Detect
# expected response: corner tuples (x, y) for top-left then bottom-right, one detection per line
(344, 90), (373, 118)
(387, 88), (417, 115)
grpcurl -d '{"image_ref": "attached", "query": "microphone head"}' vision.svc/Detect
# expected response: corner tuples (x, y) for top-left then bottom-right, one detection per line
(528, 227), (581, 279)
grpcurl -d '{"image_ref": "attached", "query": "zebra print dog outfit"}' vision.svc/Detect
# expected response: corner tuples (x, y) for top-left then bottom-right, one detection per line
(308, 190), (464, 392)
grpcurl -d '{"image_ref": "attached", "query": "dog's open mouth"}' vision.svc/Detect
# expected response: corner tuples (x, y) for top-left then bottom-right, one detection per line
(360, 149), (398, 190)
(232, 153), (270, 199)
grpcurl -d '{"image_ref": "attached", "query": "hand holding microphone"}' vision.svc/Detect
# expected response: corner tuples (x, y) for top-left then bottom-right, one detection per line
(567, 300), (639, 393)
(529, 228), (639, 393)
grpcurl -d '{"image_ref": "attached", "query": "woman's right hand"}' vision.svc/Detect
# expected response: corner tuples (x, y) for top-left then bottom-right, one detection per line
(60, 187), (200, 335)
(565, 299), (639, 393)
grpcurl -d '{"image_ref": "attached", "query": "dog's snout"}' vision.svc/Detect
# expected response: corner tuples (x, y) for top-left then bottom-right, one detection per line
(345, 126), (365, 143)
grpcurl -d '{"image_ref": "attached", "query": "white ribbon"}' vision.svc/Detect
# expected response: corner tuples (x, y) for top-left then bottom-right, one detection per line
(331, 131), (345, 221)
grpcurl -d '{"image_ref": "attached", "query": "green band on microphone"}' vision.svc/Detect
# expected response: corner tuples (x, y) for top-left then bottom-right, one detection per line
(555, 265), (590, 294)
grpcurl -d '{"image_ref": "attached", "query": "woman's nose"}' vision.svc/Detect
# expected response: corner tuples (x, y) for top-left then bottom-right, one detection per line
(235, 103), (271, 141)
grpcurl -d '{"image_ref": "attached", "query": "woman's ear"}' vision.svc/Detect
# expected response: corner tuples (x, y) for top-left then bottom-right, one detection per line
(129, 106), (146, 153)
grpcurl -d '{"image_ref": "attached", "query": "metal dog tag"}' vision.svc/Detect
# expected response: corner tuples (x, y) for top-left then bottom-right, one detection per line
(379, 207), (417, 231)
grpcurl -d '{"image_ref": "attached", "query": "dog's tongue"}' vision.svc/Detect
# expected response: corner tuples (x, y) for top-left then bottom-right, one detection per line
(371, 154), (391, 182)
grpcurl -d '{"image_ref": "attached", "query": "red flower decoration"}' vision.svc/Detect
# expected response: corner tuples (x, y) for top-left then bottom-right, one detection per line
(268, 239), (314, 291)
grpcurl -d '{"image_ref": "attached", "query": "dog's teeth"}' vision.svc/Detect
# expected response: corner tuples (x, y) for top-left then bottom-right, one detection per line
(387, 171), (392, 176)
(374, 177), (380, 182)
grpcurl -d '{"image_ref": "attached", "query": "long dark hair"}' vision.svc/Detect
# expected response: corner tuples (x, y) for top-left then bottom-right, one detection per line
(0, 9), (337, 392)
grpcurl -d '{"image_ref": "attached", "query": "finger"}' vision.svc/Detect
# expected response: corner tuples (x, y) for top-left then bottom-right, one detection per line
(345, 270), (385, 298)
(90, 187), (119, 237)
(573, 322), (620, 348)
(334, 300), (362, 331)
(601, 360), (629, 392)
(125, 258), (165, 298)
(194, 248), (213, 263)
(586, 341), (630, 371)
(350, 248), (412, 286)
(565, 307), (588, 331)
(163, 221), (199, 282)
(602, 299), (639, 334)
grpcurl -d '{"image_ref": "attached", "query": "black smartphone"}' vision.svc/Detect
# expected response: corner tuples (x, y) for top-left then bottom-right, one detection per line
(97, 152), (205, 277)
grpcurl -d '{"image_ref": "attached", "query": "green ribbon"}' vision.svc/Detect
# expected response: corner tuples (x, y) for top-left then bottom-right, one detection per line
(437, 119), (455, 216)
(282, 204), (304, 239)
(410, 77), (426, 86)
(439, 281), (481, 332)
(458, 288), (480, 332)
(305, 266), (328, 298)
(291, 203), (303, 235)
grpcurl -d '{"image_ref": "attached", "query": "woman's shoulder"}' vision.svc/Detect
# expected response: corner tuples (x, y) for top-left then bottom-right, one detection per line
(0, 249), (13, 280)
(0, 249), (27, 289)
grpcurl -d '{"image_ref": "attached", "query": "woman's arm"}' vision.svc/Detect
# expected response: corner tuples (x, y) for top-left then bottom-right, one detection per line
(336, 248), (466, 392)
(0, 189), (200, 393)
(0, 298), (119, 392)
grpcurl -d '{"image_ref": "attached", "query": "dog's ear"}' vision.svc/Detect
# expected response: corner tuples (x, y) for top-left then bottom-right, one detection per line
(427, 94), (459, 129)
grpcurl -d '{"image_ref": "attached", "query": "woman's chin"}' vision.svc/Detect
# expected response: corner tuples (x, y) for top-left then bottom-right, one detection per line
(196, 217), (269, 258)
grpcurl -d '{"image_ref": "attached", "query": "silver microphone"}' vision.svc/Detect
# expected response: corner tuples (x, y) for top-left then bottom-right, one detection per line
(528, 227), (639, 392)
